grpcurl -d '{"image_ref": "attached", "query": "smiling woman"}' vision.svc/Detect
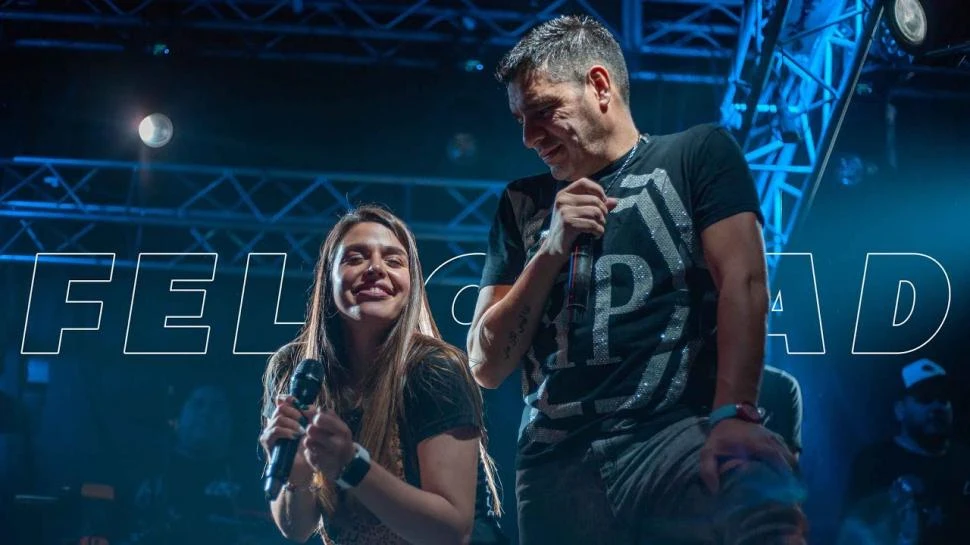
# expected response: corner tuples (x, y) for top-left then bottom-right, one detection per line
(330, 222), (412, 329)
(258, 204), (506, 545)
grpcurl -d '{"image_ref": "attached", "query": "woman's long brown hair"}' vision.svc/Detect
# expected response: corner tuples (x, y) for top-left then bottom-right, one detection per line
(261, 204), (502, 522)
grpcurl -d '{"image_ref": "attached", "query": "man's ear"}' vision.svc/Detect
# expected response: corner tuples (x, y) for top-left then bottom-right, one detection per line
(588, 65), (613, 107)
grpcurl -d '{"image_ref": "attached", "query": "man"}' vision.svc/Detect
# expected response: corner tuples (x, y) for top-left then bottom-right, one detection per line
(839, 358), (970, 544)
(467, 14), (805, 545)
(761, 365), (804, 458)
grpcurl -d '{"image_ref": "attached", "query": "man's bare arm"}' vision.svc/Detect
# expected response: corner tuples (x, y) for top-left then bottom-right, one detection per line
(468, 178), (614, 388)
(466, 247), (567, 388)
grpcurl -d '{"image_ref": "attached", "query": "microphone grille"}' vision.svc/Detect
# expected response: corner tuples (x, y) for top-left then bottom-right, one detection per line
(290, 358), (324, 407)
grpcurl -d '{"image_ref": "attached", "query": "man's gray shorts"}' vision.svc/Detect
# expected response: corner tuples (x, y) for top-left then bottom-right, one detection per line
(516, 415), (808, 545)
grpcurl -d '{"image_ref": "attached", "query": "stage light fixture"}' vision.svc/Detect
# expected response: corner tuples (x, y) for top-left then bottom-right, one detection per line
(138, 113), (174, 148)
(885, 0), (970, 57)
(889, 0), (927, 47)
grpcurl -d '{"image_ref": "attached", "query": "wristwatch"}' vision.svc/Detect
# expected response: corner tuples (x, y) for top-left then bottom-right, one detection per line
(709, 402), (765, 428)
(336, 443), (371, 490)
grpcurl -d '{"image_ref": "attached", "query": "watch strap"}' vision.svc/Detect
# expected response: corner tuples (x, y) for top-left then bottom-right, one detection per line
(709, 402), (764, 428)
(336, 443), (371, 490)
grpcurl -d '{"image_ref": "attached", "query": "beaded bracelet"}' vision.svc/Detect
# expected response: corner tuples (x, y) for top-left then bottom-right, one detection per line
(282, 481), (320, 494)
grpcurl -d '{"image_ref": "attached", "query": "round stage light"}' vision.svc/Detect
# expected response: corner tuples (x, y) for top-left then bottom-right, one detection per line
(890, 0), (928, 47)
(138, 113), (174, 148)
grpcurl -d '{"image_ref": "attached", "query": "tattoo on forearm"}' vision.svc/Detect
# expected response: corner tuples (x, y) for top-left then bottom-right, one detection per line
(504, 305), (531, 361)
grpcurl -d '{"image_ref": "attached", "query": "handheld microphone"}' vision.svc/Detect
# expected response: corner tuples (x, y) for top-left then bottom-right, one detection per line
(263, 358), (325, 502)
(565, 234), (594, 326)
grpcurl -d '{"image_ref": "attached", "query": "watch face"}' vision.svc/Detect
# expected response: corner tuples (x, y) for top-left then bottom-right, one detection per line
(738, 404), (763, 422)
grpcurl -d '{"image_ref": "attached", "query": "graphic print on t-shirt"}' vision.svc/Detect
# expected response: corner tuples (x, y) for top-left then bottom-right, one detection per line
(526, 159), (699, 442)
(480, 125), (763, 465)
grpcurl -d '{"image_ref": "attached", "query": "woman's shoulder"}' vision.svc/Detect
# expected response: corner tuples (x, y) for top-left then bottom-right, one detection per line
(410, 334), (466, 362)
(406, 336), (475, 393)
(401, 337), (482, 435)
(409, 336), (468, 371)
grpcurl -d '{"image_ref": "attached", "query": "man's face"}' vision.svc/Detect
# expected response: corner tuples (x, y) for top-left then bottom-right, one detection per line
(898, 384), (953, 438)
(507, 70), (608, 182)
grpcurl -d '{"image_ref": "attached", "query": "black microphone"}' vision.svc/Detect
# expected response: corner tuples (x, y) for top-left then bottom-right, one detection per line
(263, 358), (325, 502)
(565, 234), (594, 326)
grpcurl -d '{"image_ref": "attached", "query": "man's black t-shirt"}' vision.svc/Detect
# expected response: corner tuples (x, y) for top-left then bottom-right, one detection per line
(480, 124), (764, 468)
(844, 438), (970, 544)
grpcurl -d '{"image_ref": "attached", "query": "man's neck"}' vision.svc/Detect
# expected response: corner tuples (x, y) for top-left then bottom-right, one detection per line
(605, 123), (643, 163)
(579, 120), (642, 180)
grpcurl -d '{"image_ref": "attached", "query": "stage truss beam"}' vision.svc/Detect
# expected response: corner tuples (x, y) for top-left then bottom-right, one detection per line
(0, 156), (504, 286)
(0, 0), (744, 85)
(0, 0), (897, 291)
(719, 0), (884, 281)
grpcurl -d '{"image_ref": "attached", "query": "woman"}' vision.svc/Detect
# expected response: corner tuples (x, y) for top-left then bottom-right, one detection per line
(259, 205), (505, 545)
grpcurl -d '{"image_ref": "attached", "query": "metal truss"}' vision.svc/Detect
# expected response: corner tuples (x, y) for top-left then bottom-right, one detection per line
(719, 0), (883, 281)
(0, 0), (924, 291)
(0, 0), (751, 286)
(0, 0), (745, 85)
(0, 156), (505, 286)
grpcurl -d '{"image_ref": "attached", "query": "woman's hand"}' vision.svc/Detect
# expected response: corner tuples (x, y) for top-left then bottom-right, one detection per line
(303, 409), (357, 482)
(259, 395), (316, 485)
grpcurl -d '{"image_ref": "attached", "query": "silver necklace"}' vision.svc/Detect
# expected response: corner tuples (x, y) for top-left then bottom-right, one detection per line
(601, 134), (644, 195)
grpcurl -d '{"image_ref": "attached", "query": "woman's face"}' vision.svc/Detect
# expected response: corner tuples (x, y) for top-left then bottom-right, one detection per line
(330, 222), (411, 331)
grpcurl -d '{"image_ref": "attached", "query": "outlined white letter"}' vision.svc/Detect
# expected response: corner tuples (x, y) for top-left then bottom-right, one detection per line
(233, 253), (304, 355)
(123, 253), (217, 355)
(852, 253), (950, 355)
(424, 252), (486, 327)
(766, 252), (826, 355)
(21, 253), (116, 355)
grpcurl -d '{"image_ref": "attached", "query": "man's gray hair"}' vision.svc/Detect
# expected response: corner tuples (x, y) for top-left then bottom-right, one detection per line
(495, 15), (630, 104)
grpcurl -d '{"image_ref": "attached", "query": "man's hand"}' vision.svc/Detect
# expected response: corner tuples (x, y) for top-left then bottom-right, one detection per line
(699, 419), (796, 493)
(544, 178), (618, 257)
